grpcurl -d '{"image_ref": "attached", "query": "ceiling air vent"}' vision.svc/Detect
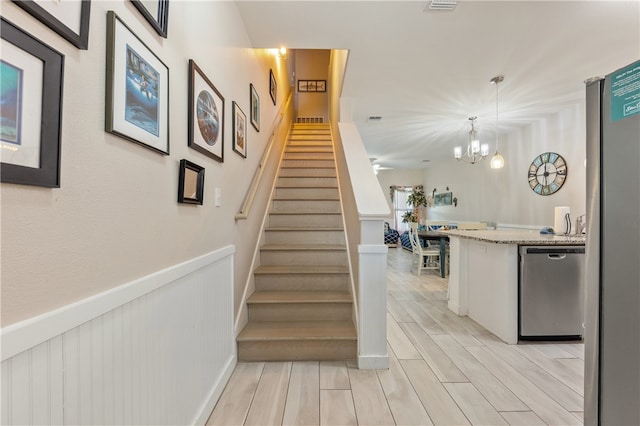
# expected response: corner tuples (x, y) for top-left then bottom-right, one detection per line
(424, 0), (458, 11)
(368, 116), (383, 122)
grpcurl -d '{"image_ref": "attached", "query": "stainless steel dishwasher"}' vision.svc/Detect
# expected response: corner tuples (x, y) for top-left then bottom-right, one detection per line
(519, 245), (585, 340)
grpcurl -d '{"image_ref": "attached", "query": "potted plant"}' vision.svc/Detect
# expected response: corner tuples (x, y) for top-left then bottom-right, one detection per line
(402, 210), (418, 224)
(407, 188), (428, 209)
(407, 188), (427, 223)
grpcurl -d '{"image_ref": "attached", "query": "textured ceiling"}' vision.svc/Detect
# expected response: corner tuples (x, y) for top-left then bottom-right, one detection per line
(236, 1), (640, 169)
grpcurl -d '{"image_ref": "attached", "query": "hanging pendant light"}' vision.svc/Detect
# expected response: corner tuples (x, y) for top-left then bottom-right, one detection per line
(490, 75), (505, 169)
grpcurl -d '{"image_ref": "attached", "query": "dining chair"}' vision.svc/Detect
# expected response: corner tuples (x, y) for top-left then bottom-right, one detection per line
(409, 223), (440, 276)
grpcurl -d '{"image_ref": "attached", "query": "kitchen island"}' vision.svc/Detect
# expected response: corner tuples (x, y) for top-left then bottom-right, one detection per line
(444, 229), (585, 344)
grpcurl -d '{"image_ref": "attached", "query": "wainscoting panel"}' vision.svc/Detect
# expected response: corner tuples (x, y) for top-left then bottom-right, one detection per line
(1, 247), (236, 425)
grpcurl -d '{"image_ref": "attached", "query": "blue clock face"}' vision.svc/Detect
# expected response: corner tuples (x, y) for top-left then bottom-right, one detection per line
(528, 152), (567, 195)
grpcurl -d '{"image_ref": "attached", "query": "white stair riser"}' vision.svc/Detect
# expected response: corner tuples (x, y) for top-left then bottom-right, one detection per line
(264, 230), (345, 245)
(238, 340), (356, 362)
(281, 159), (335, 168)
(254, 274), (349, 292)
(284, 152), (334, 160)
(285, 146), (333, 153)
(279, 168), (336, 178)
(269, 213), (343, 228)
(277, 177), (337, 187)
(247, 303), (352, 322)
(260, 250), (348, 266)
(271, 199), (341, 213)
(274, 187), (339, 199)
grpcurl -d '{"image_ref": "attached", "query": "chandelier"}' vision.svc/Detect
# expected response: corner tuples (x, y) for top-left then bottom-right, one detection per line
(454, 116), (489, 164)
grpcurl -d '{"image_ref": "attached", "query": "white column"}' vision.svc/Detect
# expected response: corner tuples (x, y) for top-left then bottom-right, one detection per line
(357, 243), (389, 369)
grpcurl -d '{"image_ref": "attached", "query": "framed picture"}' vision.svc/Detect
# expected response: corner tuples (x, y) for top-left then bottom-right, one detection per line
(434, 192), (453, 206)
(105, 11), (169, 155)
(249, 83), (260, 132)
(298, 79), (327, 93)
(177, 159), (204, 205)
(232, 102), (247, 158)
(269, 68), (276, 105)
(130, 0), (169, 38)
(188, 59), (224, 163)
(12, 0), (91, 49)
(1, 18), (64, 188)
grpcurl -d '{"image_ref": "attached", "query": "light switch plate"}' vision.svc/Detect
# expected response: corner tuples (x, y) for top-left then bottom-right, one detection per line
(215, 187), (221, 207)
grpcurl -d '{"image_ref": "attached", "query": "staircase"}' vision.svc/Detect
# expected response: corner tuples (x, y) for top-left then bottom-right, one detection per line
(237, 123), (357, 361)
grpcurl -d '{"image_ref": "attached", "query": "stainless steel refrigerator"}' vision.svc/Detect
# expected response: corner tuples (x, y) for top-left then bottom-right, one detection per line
(585, 60), (640, 426)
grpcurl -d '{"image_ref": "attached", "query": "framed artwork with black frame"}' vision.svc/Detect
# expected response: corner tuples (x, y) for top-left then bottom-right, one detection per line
(188, 59), (224, 163)
(177, 159), (204, 205)
(269, 68), (276, 105)
(232, 101), (247, 158)
(105, 11), (169, 155)
(249, 83), (260, 132)
(12, 0), (91, 49)
(1, 17), (64, 188)
(130, 0), (169, 38)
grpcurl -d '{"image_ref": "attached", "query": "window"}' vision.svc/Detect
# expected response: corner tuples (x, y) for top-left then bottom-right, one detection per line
(393, 187), (413, 233)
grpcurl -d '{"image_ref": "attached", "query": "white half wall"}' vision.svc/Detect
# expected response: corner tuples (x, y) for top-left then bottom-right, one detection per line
(1, 246), (235, 425)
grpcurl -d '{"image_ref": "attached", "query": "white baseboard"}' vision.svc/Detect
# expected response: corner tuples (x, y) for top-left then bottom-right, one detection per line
(358, 354), (389, 370)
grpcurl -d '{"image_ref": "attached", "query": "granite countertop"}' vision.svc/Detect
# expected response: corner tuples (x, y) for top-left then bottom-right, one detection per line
(441, 229), (586, 245)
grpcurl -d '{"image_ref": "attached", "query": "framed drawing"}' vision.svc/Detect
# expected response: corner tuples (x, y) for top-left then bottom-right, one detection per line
(177, 159), (204, 205)
(188, 59), (224, 162)
(249, 83), (260, 132)
(269, 68), (276, 105)
(232, 102), (247, 158)
(1, 18), (64, 188)
(298, 79), (327, 93)
(12, 0), (91, 49)
(130, 0), (169, 38)
(105, 11), (169, 155)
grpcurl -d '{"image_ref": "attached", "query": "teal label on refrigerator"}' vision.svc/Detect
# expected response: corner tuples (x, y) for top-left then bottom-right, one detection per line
(611, 60), (640, 122)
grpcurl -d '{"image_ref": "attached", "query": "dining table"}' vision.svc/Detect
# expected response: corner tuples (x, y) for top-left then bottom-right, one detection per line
(417, 230), (449, 278)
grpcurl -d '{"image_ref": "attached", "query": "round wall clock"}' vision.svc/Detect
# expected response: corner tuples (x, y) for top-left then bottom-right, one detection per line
(528, 152), (568, 195)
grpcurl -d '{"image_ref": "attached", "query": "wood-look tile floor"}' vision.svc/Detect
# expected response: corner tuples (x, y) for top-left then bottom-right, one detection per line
(207, 246), (584, 426)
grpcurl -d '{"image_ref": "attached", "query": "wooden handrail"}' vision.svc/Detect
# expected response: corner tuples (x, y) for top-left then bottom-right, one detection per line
(235, 90), (293, 220)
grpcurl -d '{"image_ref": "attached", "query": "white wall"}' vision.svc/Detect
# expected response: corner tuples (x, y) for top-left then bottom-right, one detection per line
(295, 49), (330, 120)
(0, 1), (287, 326)
(423, 104), (587, 229)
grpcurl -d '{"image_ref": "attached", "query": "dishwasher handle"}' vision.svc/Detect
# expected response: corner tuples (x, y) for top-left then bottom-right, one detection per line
(548, 253), (567, 260)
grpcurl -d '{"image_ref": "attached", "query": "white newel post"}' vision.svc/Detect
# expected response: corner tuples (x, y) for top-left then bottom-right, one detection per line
(357, 218), (389, 369)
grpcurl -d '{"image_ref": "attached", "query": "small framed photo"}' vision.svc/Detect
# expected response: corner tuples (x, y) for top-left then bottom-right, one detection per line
(1, 18), (64, 188)
(249, 83), (260, 132)
(232, 102), (247, 158)
(177, 159), (204, 205)
(105, 11), (170, 155)
(188, 59), (224, 163)
(12, 0), (91, 49)
(130, 0), (169, 38)
(269, 68), (276, 105)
